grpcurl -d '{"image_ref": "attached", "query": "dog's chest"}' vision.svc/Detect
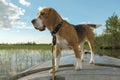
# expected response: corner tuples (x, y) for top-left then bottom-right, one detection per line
(56, 35), (69, 49)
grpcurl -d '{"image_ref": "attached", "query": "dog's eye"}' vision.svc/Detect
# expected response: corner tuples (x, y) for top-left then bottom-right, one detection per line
(41, 12), (46, 16)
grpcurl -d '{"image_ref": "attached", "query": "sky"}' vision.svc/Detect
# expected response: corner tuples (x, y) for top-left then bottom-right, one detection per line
(0, 0), (120, 44)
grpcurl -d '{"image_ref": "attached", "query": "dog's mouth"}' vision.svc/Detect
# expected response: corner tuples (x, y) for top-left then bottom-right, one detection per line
(34, 26), (46, 31)
(31, 18), (46, 31)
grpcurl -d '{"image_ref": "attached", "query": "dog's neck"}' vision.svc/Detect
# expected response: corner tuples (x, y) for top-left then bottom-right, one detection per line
(51, 21), (63, 35)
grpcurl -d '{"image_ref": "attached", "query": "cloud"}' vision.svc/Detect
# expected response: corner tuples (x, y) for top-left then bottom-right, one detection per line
(0, 0), (25, 28)
(19, 0), (31, 7)
(1, 28), (11, 31)
(15, 23), (34, 29)
(0, 0), (32, 30)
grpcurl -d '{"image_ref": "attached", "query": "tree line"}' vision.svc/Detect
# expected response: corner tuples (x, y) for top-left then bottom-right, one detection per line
(95, 13), (120, 49)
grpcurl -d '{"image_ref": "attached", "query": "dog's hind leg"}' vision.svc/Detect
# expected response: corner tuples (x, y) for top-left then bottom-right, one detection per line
(73, 44), (82, 70)
(88, 40), (94, 64)
(80, 42), (85, 62)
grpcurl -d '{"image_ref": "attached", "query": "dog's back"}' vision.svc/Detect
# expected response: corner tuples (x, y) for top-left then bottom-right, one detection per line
(73, 24), (96, 42)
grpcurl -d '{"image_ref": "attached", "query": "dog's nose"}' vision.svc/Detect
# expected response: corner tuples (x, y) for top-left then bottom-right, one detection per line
(31, 19), (36, 24)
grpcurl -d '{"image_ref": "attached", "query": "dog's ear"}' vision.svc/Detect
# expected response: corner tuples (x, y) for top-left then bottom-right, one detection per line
(43, 8), (52, 17)
(48, 8), (56, 14)
(48, 8), (57, 16)
(48, 8), (52, 13)
(47, 8), (55, 17)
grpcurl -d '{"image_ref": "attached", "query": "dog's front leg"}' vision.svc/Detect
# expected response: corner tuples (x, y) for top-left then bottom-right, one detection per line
(54, 45), (61, 71)
(49, 45), (61, 73)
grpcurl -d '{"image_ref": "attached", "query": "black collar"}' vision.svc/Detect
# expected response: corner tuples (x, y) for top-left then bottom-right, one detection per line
(51, 21), (63, 35)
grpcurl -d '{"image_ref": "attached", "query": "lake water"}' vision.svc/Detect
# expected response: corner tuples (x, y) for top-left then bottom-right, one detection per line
(0, 49), (73, 80)
(0, 49), (120, 80)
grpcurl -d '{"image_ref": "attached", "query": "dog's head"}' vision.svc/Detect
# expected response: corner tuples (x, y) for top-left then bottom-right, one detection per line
(31, 7), (62, 31)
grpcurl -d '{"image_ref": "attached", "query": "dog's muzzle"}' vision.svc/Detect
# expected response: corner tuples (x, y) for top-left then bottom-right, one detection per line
(31, 19), (45, 31)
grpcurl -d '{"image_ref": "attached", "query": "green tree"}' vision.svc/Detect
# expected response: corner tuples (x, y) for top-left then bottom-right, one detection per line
(105, 13), (120, 47)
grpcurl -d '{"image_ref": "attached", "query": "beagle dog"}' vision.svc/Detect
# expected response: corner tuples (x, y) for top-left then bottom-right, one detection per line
(32, 7), (100, 73)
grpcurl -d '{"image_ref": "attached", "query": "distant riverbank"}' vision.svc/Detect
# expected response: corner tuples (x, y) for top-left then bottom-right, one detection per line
(0, 44), (51, 50)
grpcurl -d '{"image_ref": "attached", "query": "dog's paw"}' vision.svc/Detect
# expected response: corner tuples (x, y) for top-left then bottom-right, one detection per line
(49, 69), (53, 73)
(81, 55), (85, 62)
(81, 58), (84, 62)
(49, 68), (58, 73)
(75, 60), (82, 70)
(75, 64), (82, 70)
(89, 60), (94, 64)
(75, 66), (81, 70)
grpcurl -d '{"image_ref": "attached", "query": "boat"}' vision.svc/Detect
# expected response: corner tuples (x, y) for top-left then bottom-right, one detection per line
(11, 54), (120, 80)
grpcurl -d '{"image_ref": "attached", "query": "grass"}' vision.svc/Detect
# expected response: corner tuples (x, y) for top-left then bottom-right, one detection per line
(0, 44), (52, 50)
(0, 43), (90, 50)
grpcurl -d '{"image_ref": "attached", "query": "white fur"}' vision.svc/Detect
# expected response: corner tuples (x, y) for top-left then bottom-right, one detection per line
(88, 41), (94, 64)
(34, 18), (43, 29)
(55, 57), (60, 70)
(49, 55), (60, 73)
(80, 42), (85, 61)
(36, 18), (43, 28)
(56, 35), (69, 49)
(75, 58), (82, 70)
(96, 24), (103, 28)
(89, 50), (94, 64)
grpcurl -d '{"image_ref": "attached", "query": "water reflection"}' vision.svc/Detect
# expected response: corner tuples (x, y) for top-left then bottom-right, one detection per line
(0, 49), (73, 80)
(0, 49), (52, 80)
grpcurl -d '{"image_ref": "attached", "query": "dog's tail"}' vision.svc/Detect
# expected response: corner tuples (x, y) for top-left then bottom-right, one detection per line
(78, 24), (103, 29)
(87, 24), (103, 29)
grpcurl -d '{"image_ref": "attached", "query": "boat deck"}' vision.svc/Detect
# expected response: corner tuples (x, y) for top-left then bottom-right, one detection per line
(12, 54), (120, 80)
